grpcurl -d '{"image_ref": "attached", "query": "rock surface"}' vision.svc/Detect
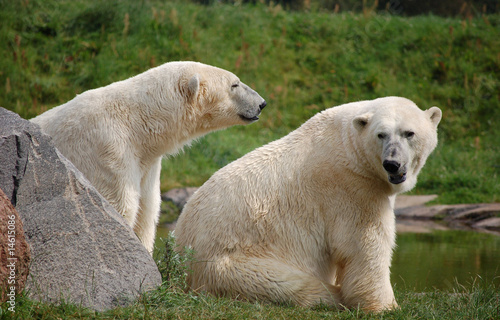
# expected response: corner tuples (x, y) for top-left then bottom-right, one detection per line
(0, 188), (31, 302)
(0, 107), (162, 311)
(394, 195), (438, 209)
(395, 196), (500, 235)
(161, 187), (198, 211)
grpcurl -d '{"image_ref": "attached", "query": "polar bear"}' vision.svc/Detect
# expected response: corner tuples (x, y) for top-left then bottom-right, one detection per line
(31, 61), (266, 253)
(175, 96), (441, 312)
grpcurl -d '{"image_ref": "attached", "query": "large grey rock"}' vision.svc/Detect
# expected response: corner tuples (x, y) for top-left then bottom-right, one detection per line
(0, 107), (162, 311)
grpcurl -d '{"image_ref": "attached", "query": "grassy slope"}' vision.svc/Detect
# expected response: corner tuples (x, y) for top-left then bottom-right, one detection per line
(1, 0), (499, 203)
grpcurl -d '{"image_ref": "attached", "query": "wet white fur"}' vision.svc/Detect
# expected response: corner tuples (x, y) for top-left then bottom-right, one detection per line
(175, 97), (441, 311)
(31, 61), (265, 253)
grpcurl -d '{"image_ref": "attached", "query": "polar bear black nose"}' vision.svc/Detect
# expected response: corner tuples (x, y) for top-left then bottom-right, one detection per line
(383, 160), (400, 174)
(259, 101), (267, 110)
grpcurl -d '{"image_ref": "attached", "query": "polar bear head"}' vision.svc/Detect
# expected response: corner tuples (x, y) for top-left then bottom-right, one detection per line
(170, 62), (266, 130)
(352, 97), (442, 193)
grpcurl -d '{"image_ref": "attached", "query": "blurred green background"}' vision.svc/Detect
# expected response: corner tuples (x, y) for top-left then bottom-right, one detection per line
(1, 0), (499, 203)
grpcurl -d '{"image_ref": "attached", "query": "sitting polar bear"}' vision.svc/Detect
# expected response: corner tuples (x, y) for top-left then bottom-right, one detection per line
(175, 96), (441, 312)
(31, 61), (266, 253)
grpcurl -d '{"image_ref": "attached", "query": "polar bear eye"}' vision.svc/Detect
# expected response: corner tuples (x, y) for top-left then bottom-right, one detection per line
(231, 83), (239, 89)
(405, 131), (415, 139)
(377, 133), (387, 140)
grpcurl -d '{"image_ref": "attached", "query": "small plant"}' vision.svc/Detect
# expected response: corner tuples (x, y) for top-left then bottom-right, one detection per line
(155, 231), (194, 291)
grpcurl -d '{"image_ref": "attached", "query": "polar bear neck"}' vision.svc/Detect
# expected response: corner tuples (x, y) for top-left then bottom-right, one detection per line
(91, 78), (212, 165)
(299, 109), (393, 196)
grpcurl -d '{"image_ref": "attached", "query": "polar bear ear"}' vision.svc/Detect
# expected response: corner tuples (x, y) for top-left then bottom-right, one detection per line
(353, 113), (373, 132)
(187, 74), (200, 99)
(426, 106), (442, 127)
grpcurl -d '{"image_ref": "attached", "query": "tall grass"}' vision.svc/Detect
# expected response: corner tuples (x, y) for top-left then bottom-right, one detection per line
(1, 0), (499, 203)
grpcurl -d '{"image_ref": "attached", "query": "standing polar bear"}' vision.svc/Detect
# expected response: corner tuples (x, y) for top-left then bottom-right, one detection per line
(31, 61), (266, 253)
(175, 96), (441, 312)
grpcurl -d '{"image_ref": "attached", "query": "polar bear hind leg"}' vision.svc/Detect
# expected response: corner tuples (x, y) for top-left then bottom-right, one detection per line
(192, 255), (341, 308)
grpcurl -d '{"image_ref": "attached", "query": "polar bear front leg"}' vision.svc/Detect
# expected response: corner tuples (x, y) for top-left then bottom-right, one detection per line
(95, 166), (141, 229)
(336, 250), (397, 312)
(134, 158), (163, 254)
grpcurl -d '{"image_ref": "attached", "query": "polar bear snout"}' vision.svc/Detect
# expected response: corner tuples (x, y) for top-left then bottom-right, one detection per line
(238, 99), (267, 122)
(383, 160), (400, 174)
(259, 101), (267, 111)
(383, 160), (407, 184)
(236, 83), (267, 122)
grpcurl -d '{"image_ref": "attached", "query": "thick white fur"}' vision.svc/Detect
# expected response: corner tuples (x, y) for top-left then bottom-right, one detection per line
(31, 61), (266, 253)
(175, 97), (441, 312)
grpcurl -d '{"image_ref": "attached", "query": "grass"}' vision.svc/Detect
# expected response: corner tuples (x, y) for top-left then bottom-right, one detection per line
(2, 232), (499, 319)
(1, 0), (499, 203)
(4, 288), (499, 319)
(415, 136), (500, 204)
(1, 0), (499, 318)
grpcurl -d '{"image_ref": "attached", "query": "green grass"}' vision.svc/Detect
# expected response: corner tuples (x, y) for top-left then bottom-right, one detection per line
(414, 136), (500, 204)
(2, 0), (498, 203)
(2, 232), (499, 319)
(5, 288), (500, 319)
